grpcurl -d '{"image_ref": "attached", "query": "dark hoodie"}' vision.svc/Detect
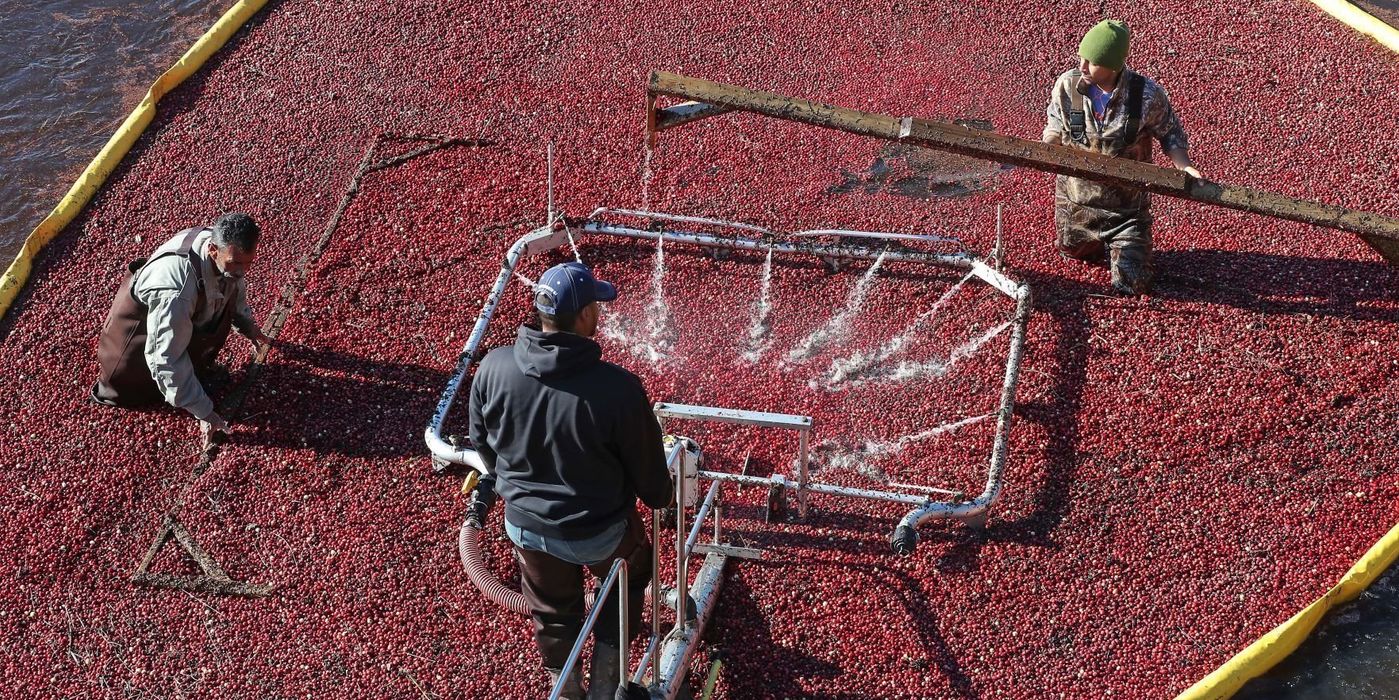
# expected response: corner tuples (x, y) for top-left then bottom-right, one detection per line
(468, 325), (671, 540)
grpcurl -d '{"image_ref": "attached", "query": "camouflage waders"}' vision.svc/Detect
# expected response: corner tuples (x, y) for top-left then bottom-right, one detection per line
(1046, 68), (1188, 295)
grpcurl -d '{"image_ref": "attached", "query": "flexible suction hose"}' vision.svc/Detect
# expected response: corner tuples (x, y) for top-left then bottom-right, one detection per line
(458, 517), (531, 615)
(458, 503), (599, 615)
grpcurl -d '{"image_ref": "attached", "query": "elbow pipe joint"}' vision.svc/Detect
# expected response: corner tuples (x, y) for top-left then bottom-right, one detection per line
(425, 428), (487, 473)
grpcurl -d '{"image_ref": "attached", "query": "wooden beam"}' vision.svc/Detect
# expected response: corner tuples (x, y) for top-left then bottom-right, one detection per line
(647, 70), (1399, 262)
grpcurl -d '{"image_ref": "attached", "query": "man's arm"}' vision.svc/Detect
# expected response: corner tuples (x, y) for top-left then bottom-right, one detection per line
(1042, 76), (1069, 144)
(466, 370), (499, 475)
(143, 290), (216, 421)
(618, 381), (673, 510)
(1148, 83), (1201, 177)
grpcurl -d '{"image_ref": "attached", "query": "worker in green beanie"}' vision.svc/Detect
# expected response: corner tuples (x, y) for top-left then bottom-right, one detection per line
(1043, 19), (1201, 295)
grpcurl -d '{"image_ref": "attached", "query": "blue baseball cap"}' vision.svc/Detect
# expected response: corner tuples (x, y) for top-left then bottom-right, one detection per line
(534, 262), (617, 315)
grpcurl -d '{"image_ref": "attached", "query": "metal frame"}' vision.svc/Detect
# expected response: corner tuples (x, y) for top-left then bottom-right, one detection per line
(548, 558), (629, 700)
(426, 211), (1031, 553)
(431, 209), (1033, 696)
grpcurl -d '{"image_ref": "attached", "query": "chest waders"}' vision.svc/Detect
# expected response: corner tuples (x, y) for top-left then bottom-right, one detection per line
(1056, 70), (1157, 295)
(93, 228), (234, 407)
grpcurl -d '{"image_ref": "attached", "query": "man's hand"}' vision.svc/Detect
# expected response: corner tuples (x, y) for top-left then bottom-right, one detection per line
(250, 330), (276, 359)
(1180, 165), (1203, 179)
(201, 412), (230, 438)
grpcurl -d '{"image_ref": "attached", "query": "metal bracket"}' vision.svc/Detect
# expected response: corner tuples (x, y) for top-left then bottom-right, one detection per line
(692, 543), (764, 560)
(647, 98), (734, 144)
(765, 474), (787, 523)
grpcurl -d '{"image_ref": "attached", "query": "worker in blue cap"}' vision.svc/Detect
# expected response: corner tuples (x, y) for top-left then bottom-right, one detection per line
(1044, 20), (1202, 295)
(468, 262), (672, 699)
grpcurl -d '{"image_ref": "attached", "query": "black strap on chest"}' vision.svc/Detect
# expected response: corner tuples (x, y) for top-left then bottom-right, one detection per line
(1066, 70), (1146, 146)
(1067, 69), (1088, 144)
(1122, 73), (1145, 145)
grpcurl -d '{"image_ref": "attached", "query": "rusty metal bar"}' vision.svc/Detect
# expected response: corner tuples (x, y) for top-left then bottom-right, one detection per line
(646, 70), (1399, 263)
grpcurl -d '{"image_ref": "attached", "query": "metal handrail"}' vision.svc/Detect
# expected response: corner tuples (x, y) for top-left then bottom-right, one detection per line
(548, 558), (629, 700)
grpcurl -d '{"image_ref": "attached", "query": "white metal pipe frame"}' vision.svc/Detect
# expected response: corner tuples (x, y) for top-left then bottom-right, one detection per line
(431, 209), (1035, 696)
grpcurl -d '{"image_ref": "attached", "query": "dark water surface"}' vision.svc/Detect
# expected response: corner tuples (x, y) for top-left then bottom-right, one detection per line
(2, 1), (1399, 697)
(1237, 563), (1399, 699)
(0, 0), (222, 262)
(1354, 0), (1399, 29)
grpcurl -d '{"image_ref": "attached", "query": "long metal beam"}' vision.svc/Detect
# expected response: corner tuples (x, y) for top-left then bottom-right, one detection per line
(646, 70), (1399, 264)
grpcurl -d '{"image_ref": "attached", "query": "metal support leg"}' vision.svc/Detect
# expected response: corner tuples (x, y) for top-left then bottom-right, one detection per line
(618, 562), (629, 685)
(797, 431), (809, 519)
(674, 462), (687, 637)
(650, 508), (662, 688)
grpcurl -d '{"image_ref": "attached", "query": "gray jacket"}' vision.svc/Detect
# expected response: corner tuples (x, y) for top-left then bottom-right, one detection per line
(133, 228), (257, 419)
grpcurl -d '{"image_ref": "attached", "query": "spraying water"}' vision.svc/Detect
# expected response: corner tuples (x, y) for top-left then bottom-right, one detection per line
(832, 319), (1012, 389)
(785, 251), (888, 365)
(603, 234), (674, 363)
(820, 272), (975, 388)
(816, 413), (992, 483)
(513, 271), (537, 290)
(640, 142), (655, 211)
(741, 246), (776, 363)
(561, 218), (584, 264)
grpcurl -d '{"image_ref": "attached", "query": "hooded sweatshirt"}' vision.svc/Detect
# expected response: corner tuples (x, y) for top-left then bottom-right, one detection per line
(468, 325), (671, 540)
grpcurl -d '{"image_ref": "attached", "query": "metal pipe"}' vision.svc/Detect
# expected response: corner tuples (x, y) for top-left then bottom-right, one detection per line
(634, 631), (660, 686)
(549, 558), (627, 700)
(617, 560), (629, 686)
(579, 222), (975, 268)
(674, 453), (687, 638)
(695, 470), (933, 506)
(790, 228), (961, 244)
(649, 507), (661, 686)
(684, 482), (721, 557)
(656, 552), (727, 700)
(969, 258), (1023, 299)
(424, 224), (570, 470)
(712, 497), (722, 545)
(797, 430), (809, 518)
(893, 283), (1033, 548)
(589, 207), (774, 235)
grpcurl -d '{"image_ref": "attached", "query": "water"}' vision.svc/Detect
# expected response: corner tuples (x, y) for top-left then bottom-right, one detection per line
(0, 1), (225, 262)
(740, 246), (774, 362)
(785, 250), (887, 364)
(820, 271), (974, 388)
(561, 219), (583, 264)
(1237, 563), (1399, 699)
(814, 413), (991, 484)
(1354, 0), (1399, 29)
(601, 233), (673, 364)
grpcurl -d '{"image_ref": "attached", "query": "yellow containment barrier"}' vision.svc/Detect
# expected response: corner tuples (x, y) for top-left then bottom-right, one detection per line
(1179, 6), (1399, 696)
(1178, 522), (1399, 699)
(1311, 0), (1399, 53)
(0, 0), (271, 321)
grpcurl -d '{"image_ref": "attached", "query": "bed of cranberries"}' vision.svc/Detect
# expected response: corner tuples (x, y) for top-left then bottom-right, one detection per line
(0, 0), (1396, 697)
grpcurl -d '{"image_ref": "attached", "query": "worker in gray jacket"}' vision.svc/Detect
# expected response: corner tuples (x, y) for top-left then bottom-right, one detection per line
(1043, 20), (1201, 295)
(93, 213), (271, 440)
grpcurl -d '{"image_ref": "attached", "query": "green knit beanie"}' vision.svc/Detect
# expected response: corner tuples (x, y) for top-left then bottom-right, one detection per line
(1079, 20), (1131, 70)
